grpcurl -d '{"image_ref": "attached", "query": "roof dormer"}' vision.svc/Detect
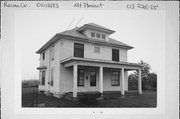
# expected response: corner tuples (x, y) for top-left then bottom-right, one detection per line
(78, 23), (115, 41)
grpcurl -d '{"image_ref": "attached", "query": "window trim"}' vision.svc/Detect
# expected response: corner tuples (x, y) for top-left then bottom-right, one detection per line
(50, 68), (54, 86)
(102, 34), (106, 39)
(90, 71), (96, 87)
(91, 32), (95, 38)
(51, 45), (55, 60)
(41, 71), (45, 85)
(111, 71), (120, 86)
(42, 52), (45, 60)
(78, 69), (85, 86)
(112, 49), (119, 62)
(94, 46), (100, 53)
(74, 43), (84, 58)
(96, 33), (101, 38)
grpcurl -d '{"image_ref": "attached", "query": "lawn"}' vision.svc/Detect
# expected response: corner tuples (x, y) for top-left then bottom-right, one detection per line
(22, 87), (156, 107)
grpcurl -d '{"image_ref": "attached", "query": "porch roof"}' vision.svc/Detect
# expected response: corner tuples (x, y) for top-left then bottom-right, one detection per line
(60, 57), (143, 70)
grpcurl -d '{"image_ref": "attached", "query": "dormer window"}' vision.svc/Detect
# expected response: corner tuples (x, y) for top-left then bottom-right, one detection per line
(91, 32), (95, 37)
(102, 34), (106, 39)
(96, 33), (100, 38)
(90, 31), (107, 40)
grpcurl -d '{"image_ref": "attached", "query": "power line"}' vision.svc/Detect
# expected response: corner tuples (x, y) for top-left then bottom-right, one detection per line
(66, 17), (75, 30)
(75, 17), (84, 27)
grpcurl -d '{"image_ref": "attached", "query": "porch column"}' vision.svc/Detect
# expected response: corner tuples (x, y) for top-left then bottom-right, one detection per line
(138, 69), (142, 94)
(99, 66), (103, 94)
(121, 68), (125, 95)
(73, 64), (78, 98)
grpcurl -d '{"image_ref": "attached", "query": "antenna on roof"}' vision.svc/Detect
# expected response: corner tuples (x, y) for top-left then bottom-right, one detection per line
(66, 17), (75, 30)
(75, 17), (84, 27)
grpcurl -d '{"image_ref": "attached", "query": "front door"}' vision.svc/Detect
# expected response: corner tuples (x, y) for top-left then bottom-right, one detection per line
(90, 71), (96, 87)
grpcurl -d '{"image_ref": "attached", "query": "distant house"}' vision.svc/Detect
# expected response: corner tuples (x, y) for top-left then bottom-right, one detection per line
(36, 23), (142, 98)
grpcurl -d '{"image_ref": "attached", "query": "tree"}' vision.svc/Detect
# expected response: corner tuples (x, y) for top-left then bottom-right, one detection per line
(148, 73), (157, 90)
(128, 60), (157, 90)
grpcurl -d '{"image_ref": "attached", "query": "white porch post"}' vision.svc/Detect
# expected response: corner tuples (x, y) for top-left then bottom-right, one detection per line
(73, 64), (78, 98)
(99, 66), (103, 94)
(121, 68), (125, 95)
(138, 69), (142, 94)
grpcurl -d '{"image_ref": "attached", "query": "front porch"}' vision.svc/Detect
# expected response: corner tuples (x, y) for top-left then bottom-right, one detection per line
(61, 57), (142, 98)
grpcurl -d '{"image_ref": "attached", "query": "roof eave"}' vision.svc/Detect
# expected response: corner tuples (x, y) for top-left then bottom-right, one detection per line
(77, 25), (115, 34)
(59, 34), (133, 49)
(36, 34), (60, 54)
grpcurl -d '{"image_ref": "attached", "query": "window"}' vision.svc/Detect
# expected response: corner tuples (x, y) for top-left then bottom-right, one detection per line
(91, 32), (95, 37)
(94, 46), (100, 53)
(50, 45), (55, 60)
(74, 43), (84, 58)
(112, 49), (119, 62)
(102, 34), (106, 39)
(42, 52), (45, 60)
(50, 68), (54, 86)
(78, 69), (84, 86)
(96, 33), (100, 38)
(41, 71), (45, 85)
(90, 71), (96, 86)
(111, 71), (120, 86)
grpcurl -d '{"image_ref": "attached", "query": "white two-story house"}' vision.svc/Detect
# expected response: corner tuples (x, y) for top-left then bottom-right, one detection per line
(36, 23), (142, 98)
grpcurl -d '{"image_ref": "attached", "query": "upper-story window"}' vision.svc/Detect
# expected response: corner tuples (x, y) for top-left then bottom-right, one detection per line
(96, 33), (100, 38)
(102, 34), (106, 39)
(94, 46), (100, 53)
(112, 49), (119, 62)
(50, 68), (54, 86)
(50, 45), (55, 60)
(74, 43), (84, 58)
(42, 52), (45, 60)
(91, 32), (95, 38)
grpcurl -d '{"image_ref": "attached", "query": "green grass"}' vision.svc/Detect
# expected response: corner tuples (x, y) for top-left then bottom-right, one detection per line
(22, 87), (156, 107)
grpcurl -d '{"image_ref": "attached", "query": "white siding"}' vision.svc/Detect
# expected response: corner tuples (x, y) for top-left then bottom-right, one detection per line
(39, 40), (61, 94)
(39, 37), (129, 95)
(60, 39), (128, 62)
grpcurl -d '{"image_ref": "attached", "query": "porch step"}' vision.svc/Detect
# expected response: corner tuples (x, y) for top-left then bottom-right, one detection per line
(63, 92), (102, 101)
(125, 91), (139, 96)
(62, 92), (73, 100)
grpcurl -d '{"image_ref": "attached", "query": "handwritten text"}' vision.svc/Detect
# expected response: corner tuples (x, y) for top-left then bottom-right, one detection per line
(74, 2), (104, 9)
(126, 3), (158, 10)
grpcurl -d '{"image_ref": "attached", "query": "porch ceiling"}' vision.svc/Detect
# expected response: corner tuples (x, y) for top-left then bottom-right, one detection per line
(60, 57), (142, 70)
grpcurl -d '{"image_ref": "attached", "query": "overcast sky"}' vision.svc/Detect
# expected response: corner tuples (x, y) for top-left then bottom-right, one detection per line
(15, 10), (165, 80)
